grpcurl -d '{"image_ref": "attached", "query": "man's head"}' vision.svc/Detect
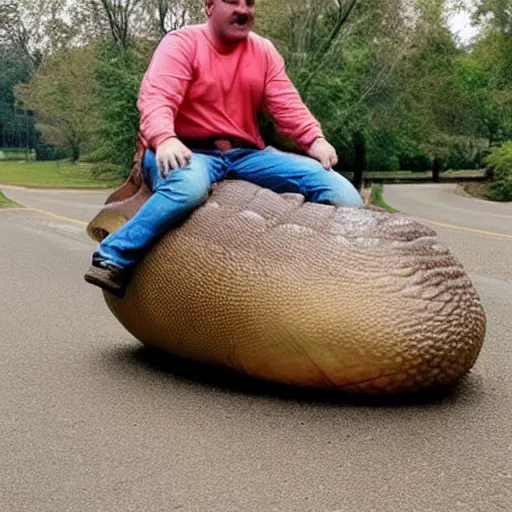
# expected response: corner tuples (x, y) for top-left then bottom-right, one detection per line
(205, 0), (255, 44)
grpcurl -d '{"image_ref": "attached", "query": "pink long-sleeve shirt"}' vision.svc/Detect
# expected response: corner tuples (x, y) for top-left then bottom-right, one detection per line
(137, 24), (323, 152)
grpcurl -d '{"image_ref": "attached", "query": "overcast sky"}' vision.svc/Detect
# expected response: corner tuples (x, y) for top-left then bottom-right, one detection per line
(448, 10), (479, 43)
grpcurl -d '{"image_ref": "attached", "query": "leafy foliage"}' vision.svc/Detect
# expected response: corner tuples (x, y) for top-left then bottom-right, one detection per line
(0, 0), (511, 200)
(92, 40), (149, 174)
(0, 45), (33, 148)
(484, 141), (512, 200)
(14, 45), (102, 161)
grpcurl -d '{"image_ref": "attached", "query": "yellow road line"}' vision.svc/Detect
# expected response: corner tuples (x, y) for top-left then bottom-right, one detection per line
(1, 206), (89, 227)
(29, 207), (88, 227)
(410, 216), (512, 240)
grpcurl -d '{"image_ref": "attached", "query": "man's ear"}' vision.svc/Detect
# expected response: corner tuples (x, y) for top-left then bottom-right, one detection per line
(205, 0), (214, 17)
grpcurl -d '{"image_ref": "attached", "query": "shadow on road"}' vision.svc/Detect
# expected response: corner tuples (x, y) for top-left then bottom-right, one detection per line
(98, 343), (486, 409)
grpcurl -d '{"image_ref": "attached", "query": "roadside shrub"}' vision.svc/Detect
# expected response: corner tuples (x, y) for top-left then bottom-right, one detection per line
(485, 141), (512, 177)
(442, 138), (487, 170)
(94, 40), (148, 178)
(34, 141), (69, 161)
(487, 182), (512, 202)
(365, 131), (401, 173)
(399, 151), (432, 171)
(80, 146), (111, 164)
(483, 141), (512, 201)
(366, 133), (433, 172)
(90, 162), (126, 180)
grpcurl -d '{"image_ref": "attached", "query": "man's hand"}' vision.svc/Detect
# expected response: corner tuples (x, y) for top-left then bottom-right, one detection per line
(156, 137), (193, 178)
(307, 138), (338, 170)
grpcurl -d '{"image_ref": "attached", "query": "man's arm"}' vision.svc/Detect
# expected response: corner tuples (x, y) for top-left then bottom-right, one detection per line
(137, 31), (195, 176)
(262, 40), (338, 169)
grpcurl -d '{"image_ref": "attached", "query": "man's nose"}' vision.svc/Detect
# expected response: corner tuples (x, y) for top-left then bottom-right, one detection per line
(234, 1), (252, 13)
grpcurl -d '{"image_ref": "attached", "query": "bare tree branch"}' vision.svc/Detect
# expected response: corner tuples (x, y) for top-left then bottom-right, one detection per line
(93, 0), (144, 48)
(299, 0), (360, 94)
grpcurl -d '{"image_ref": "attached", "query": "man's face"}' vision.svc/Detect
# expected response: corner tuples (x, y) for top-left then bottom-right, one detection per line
(206, 0), (255, 43)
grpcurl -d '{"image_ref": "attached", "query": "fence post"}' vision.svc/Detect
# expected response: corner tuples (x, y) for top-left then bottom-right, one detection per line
(433, 157), (441, 183)
(352, 131), (366, 191)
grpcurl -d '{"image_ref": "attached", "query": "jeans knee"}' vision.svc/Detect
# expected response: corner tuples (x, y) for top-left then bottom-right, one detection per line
(314, 172), (363, 207)
(333, 179), (363, 207)
(338, 190), (364, 208)
(183, 176), (210, 207)
(157, 168), (210, 209)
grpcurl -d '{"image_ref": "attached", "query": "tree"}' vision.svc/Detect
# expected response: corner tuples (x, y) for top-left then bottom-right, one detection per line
(77, 0), (203, 175)
(256, 0), (417, 179)
(0, 44), (32, 147)
(15, 45), (103, 161)
(474, 0), (512, 34)
(92, 39), (151, 172)
(468, 1), (512, 141)
(257, 0), (361, 94)
(0, 0), (73, 70)
(96, 0), (144, 49)
(368, 0), (488, 170)
(145, 0), (205, 37)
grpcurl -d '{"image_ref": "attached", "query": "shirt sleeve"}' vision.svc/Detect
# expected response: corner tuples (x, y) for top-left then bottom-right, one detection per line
(262, 40), (323, 152)
(137, 31), (195, 149)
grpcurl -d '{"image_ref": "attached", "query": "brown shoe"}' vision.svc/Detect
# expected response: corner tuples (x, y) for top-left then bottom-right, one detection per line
(84, 261), (128, 298)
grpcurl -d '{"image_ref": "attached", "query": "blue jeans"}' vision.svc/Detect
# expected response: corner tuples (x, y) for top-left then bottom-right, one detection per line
(94, 146), (363, 270)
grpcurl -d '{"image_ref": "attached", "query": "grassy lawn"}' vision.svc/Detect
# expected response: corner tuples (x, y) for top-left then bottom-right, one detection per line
(0, 190), (22, 208)
(0, 160), (123, 189)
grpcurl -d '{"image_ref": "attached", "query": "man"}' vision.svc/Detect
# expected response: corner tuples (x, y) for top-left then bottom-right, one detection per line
(84, 0), (363, 298)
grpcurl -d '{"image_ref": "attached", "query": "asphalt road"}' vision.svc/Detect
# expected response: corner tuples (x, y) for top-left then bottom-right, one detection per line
(384, 183), (512, 237)
(1, 184), (111, 223)
(1, 183), (511, 512)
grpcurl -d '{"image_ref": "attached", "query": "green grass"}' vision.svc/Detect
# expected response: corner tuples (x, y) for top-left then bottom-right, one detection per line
(369, 184), (398, 213)
(0, 160), (122, 189)
(0, 190), (22, 208)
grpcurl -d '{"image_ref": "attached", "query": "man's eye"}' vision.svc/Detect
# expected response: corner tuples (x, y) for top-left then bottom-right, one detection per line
(223, 0), (255, 6)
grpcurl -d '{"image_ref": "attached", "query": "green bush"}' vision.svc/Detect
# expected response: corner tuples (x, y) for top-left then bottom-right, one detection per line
(396, 138), (432, 171)
(90, 162), (126, 180)
(93, 40), (149, 178)
(365, 132), (433, 172)
(485, 141), (512, 177)
(365, 132), (402, 173)
(483, 141), (512, 201)
(399, 151), (432, 171)
(34, 142), (70, 161)
(80, 146), (111, 164)
(487, 182), (512, 201)
(442, 138), (487, 170)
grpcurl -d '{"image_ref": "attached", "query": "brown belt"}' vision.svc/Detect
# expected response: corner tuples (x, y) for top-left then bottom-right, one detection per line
(180, 137), (258, 153)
